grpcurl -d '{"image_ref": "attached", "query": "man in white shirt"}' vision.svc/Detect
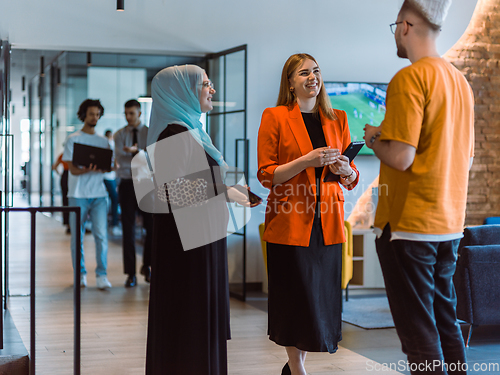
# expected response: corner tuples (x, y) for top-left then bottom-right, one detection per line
(63, 99), (112, 290)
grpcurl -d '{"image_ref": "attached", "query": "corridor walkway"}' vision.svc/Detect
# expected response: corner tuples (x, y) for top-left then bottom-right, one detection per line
(6, 198), (406, 374)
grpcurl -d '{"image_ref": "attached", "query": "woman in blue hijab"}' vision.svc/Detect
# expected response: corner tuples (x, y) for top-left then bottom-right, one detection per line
(145, 65), (248, 375)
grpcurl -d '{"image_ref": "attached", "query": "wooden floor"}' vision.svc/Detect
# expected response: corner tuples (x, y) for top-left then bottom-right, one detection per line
(6, 201), (405, 375)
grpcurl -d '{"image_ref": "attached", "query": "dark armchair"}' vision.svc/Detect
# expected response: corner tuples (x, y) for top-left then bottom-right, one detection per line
(453, 225), (500, 346)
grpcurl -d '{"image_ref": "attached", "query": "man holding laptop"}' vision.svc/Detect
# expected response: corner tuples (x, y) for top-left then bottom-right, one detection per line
(63, 99), (112, 290)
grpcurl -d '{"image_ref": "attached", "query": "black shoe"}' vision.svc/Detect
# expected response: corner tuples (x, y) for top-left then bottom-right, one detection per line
(140, 265), (151, 283)
(125, 275), (137, 288)
(281, 363), (291, 375)
(66, 226), (71, 234)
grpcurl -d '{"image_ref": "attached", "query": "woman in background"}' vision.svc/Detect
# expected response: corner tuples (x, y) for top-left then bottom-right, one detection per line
(257, 53), (359, 375)
(145, 64), (250, 375)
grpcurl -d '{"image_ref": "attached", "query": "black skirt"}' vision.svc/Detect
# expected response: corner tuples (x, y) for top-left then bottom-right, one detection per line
(267, 214), (342, 353)
(145, 212), (231, 375)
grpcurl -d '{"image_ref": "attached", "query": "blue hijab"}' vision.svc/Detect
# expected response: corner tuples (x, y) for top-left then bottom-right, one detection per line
(147, 64), (227, 169)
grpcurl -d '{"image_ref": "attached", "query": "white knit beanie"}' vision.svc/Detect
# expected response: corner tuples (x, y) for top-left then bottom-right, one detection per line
(407, 0), (452, 27)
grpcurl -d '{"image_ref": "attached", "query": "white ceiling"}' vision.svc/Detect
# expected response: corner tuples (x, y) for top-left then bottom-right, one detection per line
(2, 0), (479, 115)
(1, 0), (477, 61)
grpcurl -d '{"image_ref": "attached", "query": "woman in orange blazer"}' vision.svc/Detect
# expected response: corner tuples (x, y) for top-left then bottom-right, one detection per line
(257, 53), (359, 375)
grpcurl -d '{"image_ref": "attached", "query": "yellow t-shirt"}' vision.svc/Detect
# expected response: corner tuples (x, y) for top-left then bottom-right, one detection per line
(374, 57), (474, 235)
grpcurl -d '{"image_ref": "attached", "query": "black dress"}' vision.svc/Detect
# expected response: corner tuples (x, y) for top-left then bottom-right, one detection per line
(267, 112), (343, 353)
(146, 124), (231, 375)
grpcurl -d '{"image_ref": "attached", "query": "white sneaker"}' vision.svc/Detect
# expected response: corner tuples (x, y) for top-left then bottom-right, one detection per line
(80, 274), (87, 288)
(96, 275), (112, 290)
(111, 226), (122, 236)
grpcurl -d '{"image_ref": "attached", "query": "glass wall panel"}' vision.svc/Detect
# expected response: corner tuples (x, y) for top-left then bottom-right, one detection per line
(223, 112), (245, 169)
(12, 49), (206, 206)
(55, 53), (69, 154)
(208, 113), (224, 155)
(51, 54), (69, 213)
(0, 40), (10, 332)
(66, 75), (87, 131)
(41, 64), (52, 205)
(29, 78), (40, 203)
(225, 50), (245, 113)
(207, 57), (224, 115)
(87, 67), (147, 134)
(227, 232), (244, 296)
(207, 45), (247, 300)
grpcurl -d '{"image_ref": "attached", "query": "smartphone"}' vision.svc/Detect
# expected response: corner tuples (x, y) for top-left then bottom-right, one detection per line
(231, 185), (263, 207)
(342, 141), (365, 162)
(247, 190), (263, 207)
(323, 141), (364, 183)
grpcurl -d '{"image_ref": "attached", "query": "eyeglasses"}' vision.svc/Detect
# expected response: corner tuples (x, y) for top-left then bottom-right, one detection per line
(389, 21), (413, 34)
(201, 81), (215, 90)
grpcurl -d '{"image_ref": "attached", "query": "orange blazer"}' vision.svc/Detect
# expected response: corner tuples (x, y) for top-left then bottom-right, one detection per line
(257, 103), (359, 246)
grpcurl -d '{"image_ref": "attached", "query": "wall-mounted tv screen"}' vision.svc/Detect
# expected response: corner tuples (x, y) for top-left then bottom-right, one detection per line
(325, 82), (388, 155)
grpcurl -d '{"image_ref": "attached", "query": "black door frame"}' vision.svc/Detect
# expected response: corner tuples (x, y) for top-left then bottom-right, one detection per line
(206, 44), (249, 301)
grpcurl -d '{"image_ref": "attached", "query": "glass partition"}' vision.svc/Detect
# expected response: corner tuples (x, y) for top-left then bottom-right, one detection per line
(0, 39), (12, 344)
(11, 50), (205, 208)
(207, 45), (248, 300)
(87, 66), (147, 133)
(29, 77), (40, 205)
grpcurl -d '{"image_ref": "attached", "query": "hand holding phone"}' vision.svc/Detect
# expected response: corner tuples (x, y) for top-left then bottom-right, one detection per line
(342, 141), (365, 162)
(229, 185), (263, 207)
(323, 141), (364, 182)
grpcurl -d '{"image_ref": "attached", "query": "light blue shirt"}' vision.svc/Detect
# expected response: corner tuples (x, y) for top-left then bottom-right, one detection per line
(114, 123), (149, 179)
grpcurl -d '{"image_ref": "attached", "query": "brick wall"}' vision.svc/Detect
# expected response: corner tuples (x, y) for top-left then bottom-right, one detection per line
(444, 0), (500, 225)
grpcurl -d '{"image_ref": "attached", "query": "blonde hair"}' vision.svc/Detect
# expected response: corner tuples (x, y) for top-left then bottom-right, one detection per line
(276, 53), (335, 121)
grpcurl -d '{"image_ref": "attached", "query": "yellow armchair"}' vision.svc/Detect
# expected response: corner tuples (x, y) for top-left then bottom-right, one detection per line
(342, 221), (353, 301)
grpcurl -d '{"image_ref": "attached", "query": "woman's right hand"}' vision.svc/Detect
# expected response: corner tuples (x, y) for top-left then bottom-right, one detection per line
(305, 147), (339, 168)
(271, 147), (340, 185)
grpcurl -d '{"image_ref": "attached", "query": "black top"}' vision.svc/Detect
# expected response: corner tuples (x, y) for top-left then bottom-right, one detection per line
(302, 112), (327, 197)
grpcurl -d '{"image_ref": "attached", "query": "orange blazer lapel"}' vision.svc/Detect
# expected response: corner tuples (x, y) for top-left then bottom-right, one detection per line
(287, 103), (315, 188)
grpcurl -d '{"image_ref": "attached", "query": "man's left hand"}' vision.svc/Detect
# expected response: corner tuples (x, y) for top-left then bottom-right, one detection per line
(124, 145), (139, 154)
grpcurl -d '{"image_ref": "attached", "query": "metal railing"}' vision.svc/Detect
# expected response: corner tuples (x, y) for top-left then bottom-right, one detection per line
(1, 206), (81, 375)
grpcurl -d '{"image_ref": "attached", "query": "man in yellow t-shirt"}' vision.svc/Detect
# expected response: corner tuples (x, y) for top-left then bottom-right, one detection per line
(364, 0), (473, 373)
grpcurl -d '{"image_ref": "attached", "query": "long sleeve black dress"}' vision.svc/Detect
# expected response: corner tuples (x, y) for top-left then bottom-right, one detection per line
(266, 112), (343, 354)
(146, 124), (231, 375)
